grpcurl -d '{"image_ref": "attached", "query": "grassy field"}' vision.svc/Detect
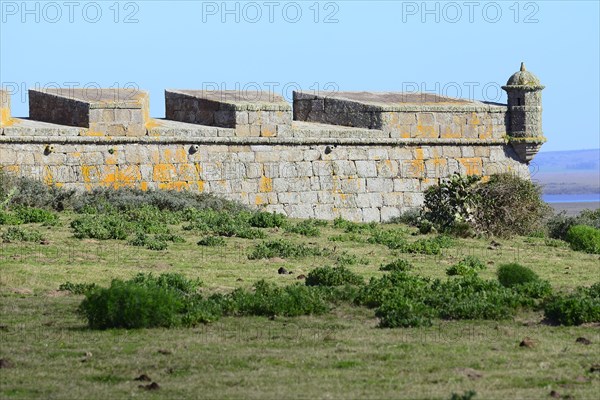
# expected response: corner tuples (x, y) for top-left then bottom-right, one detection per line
(1, 212), (599, 399)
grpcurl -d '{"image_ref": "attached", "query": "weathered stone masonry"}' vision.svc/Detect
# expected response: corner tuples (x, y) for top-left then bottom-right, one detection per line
(0, 64), (546, 222)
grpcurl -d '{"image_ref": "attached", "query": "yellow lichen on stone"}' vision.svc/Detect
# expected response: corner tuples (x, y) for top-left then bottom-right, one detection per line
(259, 176), (272, 192)
(153, 163), (177, 182)
(458, 157), (483, 175)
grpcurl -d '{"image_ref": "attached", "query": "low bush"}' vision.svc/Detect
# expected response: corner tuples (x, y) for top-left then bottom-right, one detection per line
(58, 282), (98, 295)
(227, 280), (329, 317)
(0, 169), (75, 211)
(334, 217), (377, 234)
(565, 225), (600, 254)
(367, 228), (408, 249)
(335, 252), (369, 266)
(422, 173), (551, 237)
(197, 236), (226, 247)
(547, 208), (600, 240)
(79, 280), (185, 329)
(248, 211), (287, 228)
(285, 219), (324, 237)
(248, 239), (327, 260)
(305, 266), (364, 287)
(379, 259), (413, 273)
(328, 233), (366, 243)
(71, 214), (130, 240)
(1, 227), (44, 243)
(376, 297), (434, 328)
(355, 272), (431, 309)
(129, 272), (202, 295)
(446, 256), (486, 277)
(497, 263), (540, 288)
(544, 283), (600, 326)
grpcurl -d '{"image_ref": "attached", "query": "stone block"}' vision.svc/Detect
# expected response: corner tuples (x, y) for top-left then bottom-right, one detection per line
(166, 90), (291, 137)
(29, 88), (149, 136)
(355, 161), (377, 178)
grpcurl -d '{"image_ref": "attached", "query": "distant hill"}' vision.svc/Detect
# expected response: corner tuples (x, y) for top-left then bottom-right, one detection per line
(532, 149), (599, 173)
(531, 149), (599, 195)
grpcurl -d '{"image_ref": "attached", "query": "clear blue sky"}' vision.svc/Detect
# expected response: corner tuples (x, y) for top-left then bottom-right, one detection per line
(1, 0), (598, 152)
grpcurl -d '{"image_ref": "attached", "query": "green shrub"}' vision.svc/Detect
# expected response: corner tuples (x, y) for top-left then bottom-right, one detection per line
(59, 282), (98, 295)
(305, 266), (364, 287)
(248, 239), (326, 260)
(71, 214), (131, 240)
(547, 209), (600, 240)
(422, 173), (551, 237)
(497, 263), (540, 288)
(129, 272), (201, 295)
(248, 211), (287, 228)
(544, 284), (600, 326)
(355, 272), (431, 308)
(0, 210), (23, 225)
(566, 225), (600, 254)
(227, 280), (329, 317)
(78, 280), (184, 329)
(512, 280), (553, 300)
(197, 236), (226, 246)
(450, 391), (477, 400)
(368, 228), (408, 249)
(1, 227), (44, 243)
(0, 170), (75, 211)
(473, 174), (551, 237)
(386, 209), (421, 226)
(334, 217), (377, 233)
(285, 219), (323, 237)
(428, 277), (526, 320)
(376, 297), (434, 328)
(328, 233), (366, 243)
(446, 256), (486, 277)
(422, 173), (481, 233)
(335, 252), (369, 266)
(379, 259), (413, 273)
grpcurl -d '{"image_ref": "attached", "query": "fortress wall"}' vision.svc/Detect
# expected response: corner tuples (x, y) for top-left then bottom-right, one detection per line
(0, 136), (528, 222)
(0, 86), (537, 222)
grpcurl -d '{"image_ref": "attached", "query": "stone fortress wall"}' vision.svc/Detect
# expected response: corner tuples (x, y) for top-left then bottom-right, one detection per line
(0, 64), (546, 222)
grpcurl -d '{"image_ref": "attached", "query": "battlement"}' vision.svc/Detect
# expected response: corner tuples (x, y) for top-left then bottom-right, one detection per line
(0, 65), (547, 222)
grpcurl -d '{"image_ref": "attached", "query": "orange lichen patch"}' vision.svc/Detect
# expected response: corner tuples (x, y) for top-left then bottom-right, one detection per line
(145, 118), (161, 129)
(458, 157), (483, 175)
(259, 176), (273, 192)
(140, 181), (148, 191)
(468, 112), (481, 125)
(153, 164), (177, 182)
(105, 152), (118, 165)
(81, 165), (97, 190)
(260, 126), (276, 137)
(440, 125), (462, 138)
(43, 166), (53, 185)
(404, 159), (425, 178)
(255, 193), (268, 206)
(480, 176), (491, 183)
(176, 148), (188, 163)
(415, 124), (437, 138)
(195, 180), (205, 192)
(479, 124), (493, 139)
(100, 165), (140, 189)
(0, 108), (15, 126)
(414, 148), (424, 160)
(177, 163), (199, 181)
(4, 165), (20, 174)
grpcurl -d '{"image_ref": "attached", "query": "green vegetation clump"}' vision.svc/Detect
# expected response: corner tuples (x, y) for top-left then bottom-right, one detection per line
(1, 226), (45, 243)
(446, 256), (486, 277)
(422, 173), (550, 237)
(565, 225), (600, 254)
(248, 211), (287, 228)
(248, 239), (326, 259)
(546, 208), (600, 241)
(398, 235), (454, 255)
(496, 263), (540, 288)
(0, 206), (59, 226)
(305, 266), (364, 287)
(367, 228), (408, 249)
(379, 259), (413, 273)
(544, 283), (600, 326)
(376, 297), (435, 328)
(285, 219), (326, 237)
(58, 282), (98, 295)
(197, 236), (226, 247)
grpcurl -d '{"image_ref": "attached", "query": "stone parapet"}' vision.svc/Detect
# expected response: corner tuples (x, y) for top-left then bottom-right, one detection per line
(165, 90), (292, 137)
(28, 88), (150, 136)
